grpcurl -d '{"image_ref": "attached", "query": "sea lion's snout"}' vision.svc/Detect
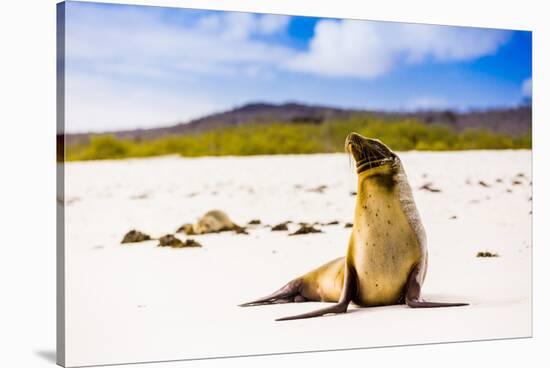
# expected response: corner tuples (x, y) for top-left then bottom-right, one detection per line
(345, 132), (396, 173)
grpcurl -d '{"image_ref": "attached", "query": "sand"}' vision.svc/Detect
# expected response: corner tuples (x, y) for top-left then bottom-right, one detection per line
(62, 151), (531, 367)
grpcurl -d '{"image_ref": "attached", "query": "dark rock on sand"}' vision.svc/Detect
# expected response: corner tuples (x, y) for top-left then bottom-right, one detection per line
(248, 219), (261, 225)
(121, 230), (151, 244)
(323, 220), (339, 226)
(478, 180), (490, 188)
(419, 183), (441, 193)
(130, 192), (149, 200)
(158, 234), (202, 248)
(344, 223), (353, 228)
(476, 251), (499, 258)
(158, 234), (183, 247)
(271, 223), (289, 231)
(234, 226), (249, 235)
(289, 224), (323, 236)
(306, 185), (328, 193)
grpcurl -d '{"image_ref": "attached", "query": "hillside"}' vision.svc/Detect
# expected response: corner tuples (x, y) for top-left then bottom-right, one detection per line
(64, 102), (532, 146)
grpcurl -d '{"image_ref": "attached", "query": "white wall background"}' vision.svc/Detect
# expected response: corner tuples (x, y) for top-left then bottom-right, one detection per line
(0, 0), (547, 367)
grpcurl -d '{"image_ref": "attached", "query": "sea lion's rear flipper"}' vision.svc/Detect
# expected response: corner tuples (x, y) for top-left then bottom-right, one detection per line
(405, 265), (468, 308)
(275, 301), (349, 321)
(239, 279), (304, 307)
(276, 262), (356, 321)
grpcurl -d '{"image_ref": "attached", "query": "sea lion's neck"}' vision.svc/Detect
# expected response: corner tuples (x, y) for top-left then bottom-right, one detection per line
(354, 164), (400, 225)
(353, 161), (426, 247)
(356, 164), (397, 196)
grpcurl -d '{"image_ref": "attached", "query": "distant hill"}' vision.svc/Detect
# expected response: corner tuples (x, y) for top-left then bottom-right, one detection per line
(65, 102), (532, 145)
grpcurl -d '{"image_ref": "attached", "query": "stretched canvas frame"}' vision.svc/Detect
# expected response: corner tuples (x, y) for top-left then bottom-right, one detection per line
(57, 1), (532, 366)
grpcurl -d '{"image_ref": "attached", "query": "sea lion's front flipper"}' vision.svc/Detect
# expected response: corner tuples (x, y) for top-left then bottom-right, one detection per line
(276, 261), (356, 321)
(405, 265), (468, 308)
(239, 278), (304, 307)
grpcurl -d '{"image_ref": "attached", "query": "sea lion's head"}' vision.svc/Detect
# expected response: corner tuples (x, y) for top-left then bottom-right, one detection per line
(345, 132), (398, 175)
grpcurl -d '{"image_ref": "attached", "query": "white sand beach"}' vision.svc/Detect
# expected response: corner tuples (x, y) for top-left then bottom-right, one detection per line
(62, 151), (532, 367)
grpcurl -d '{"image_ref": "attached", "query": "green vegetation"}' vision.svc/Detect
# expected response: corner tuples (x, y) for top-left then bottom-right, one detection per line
(66, 116), (532, 161)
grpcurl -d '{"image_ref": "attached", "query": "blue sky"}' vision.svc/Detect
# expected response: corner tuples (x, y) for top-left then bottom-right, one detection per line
(63, 1), (532, 133)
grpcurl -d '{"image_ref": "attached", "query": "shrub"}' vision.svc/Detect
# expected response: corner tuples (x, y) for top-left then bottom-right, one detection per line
(66, 117), (532, 161)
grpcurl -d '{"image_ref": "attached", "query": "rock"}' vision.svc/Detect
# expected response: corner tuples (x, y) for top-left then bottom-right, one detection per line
(158, 234), (202, 248)
(289, 224), (322, 236)
(344, 223), (353, 228)
(157, 234), (183, 247)
(130, 192), (149, 200)
(306, 185), (328, 193)
(419, 182), (441, 193)
(121, 230), (151, 244)
(476, 251), (499, 258)
(271, 223), (289, 231)
(233, 226), (249, 235)
(248, 219), (261, 225)
(182, 239), (202, 248)
(323, 220), (339, 226)
(478, 180), (490, 188)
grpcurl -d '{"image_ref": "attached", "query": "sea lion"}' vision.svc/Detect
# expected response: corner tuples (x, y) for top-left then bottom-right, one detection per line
(178, 210), (246, 235)
(240, 132), (467, 320)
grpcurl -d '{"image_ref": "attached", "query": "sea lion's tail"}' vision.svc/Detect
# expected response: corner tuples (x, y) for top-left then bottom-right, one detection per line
(239, 278), (303, 307)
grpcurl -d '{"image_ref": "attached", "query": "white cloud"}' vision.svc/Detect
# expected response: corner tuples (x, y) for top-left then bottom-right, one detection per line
(258, 14), (291, 34)
(521, 78), (532, 97)
(197, 12), (290, 38)
(64, 5), (295, 131)
(64, 3), (515, 131)
(65, 74), (219, 133)
(66, 5), (295, 80)
(286, 20), (512, 78)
